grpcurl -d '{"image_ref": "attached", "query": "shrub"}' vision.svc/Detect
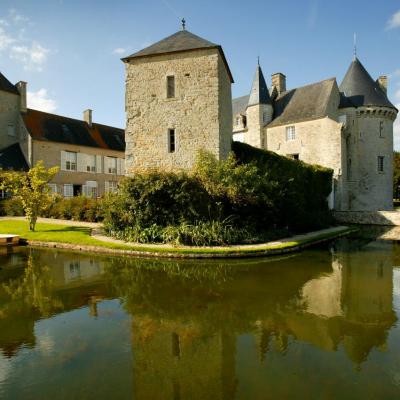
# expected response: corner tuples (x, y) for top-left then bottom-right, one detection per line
(1, 197), (24, 216)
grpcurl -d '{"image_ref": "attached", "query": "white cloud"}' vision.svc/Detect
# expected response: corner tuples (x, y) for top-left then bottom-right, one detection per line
(10, 42), (49, 71)
(0, 26), (14, 50)
(9, 8), (29, 24)
(387, 10), (400, 30)
(113, 47), (126, 55)
(27, 89), (57, 113)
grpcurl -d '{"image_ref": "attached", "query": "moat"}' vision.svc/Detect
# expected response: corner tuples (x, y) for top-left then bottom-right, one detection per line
(0, 233), (400, 399)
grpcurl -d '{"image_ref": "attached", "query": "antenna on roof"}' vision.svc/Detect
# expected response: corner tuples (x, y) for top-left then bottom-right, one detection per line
(181, 18), (186, 30)
(353, 32), (357, 60)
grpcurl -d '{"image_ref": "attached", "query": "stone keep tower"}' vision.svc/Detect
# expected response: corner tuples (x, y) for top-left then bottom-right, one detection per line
(245, 64), (273, 148)
(339, 57), (398, 211)
(122, 26), (233, 172)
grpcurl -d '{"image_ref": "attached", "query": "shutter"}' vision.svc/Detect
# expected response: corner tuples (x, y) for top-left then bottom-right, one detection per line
(77, 153), (86, 172)
(96, 155), (102, 173)
(60, 151), (66, 171)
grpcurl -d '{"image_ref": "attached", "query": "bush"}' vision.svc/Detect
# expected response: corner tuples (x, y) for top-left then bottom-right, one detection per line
(1, 197), (24, 216)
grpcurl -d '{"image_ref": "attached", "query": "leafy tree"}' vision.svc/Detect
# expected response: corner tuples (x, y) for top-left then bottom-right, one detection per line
(0, 161), (59, 231)
(393, 152), (400, 200)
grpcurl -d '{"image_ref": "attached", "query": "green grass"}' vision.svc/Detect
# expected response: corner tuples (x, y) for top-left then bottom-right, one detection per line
(0, 219), (356, 257)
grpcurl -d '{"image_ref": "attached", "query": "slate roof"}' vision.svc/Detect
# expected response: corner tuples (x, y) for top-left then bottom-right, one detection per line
(122, 29), (234, 83)
(0, 72), (19, 95)
(339, 57), (396, 109)
(247, 65), (272, 107)
(0, 143), (29, 171)
(22, 109), (125, 152)
(233, 95), (249, 117)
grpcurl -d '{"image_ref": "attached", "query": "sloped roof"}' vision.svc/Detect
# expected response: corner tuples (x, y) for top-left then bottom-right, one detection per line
(339, 57), (395, 109)
(22, 109), (125, 152)
(247, 65), (272, 107)
(122, 29), (234, 83)
(0, 72), (19, 95)
(233, 95), (249, 117)
(0, 143), (29, 171)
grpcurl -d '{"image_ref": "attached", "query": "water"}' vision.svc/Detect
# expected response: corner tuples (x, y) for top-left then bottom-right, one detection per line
(0, 235), (400, 399)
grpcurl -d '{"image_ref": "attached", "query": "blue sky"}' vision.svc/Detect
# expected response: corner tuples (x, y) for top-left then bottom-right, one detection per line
(0, 0), (399, 146)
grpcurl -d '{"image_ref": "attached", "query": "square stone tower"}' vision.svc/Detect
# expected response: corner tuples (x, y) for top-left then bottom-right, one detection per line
(122, 26), (233, 172)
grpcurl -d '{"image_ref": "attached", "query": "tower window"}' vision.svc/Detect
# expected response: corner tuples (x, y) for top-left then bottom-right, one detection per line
(286, 126), (295, 141)
(168, 129), (175, 153)
(236, 116), (241, 126)
(379, 121), (384, 137)
(167, 75), (175, 98)
(377, 156), (384, 172)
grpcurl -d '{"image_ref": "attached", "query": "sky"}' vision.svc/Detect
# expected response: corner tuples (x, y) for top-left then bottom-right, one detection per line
(0, 0), (399, 147)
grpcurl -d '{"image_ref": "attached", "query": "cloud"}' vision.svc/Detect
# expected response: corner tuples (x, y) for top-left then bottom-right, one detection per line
(112, 47), (126, 55)
(10, 42), (49, 71)
(387, 10), (400, 30)
(27, 89), (57, 113)
(9, 8), (30, 24)
(0, 26), (14, 50)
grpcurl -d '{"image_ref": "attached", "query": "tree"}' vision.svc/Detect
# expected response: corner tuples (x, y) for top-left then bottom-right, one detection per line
(394, 152), (400, 201)
(0, 161), (59, 231)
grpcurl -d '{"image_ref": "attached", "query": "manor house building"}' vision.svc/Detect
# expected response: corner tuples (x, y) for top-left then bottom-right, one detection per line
(0, 72), (125, 197)
(123, 26), (398, 211)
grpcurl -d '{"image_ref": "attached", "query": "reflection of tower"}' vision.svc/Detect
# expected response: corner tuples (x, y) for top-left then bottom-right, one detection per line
(131, 316), (237, 400)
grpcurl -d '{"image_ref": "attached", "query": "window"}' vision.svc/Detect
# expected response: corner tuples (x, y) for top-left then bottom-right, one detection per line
(48, 184), (57, 194)
(65, 151), (77, 171)
(85, 181), (97, 198)
(107, 157), (117, 174)
(168, 129), (175, 153)
(287, 153), (299, 160)
(236, 116), (241, 126)
(377, 156), (384, 172)
(64, 184), (73, 197)
(7, 124), (15, 137)
(379, 121), (384, 137)
(286, 126), (295, 141)
(106, 181), (118, 193)
(347, 158), (352, 180)
(263, 112), (269, 123)
(86, 155), (96, 172)
(167, 75), (175, 98)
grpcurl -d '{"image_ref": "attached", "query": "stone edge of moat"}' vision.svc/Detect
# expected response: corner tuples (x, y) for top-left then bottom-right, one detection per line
(20, 226), (356, 259)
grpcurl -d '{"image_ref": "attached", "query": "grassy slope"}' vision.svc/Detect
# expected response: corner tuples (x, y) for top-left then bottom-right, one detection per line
(0, 220), (355, 256)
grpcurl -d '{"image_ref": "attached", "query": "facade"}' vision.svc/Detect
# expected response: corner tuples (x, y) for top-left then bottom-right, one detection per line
(0, 73), (125, 197)
(233, 58), (398, 211)
(122, 27), (233, 172)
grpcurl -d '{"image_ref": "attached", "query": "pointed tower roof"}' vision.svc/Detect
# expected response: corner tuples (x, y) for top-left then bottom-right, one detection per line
(121, 29), (233, 82)
(339, 57), (395, 109)
(247, 64), (272, 107)
(0, 72), (19, 95)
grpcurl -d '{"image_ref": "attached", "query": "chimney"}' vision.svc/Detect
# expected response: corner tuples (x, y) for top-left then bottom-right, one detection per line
(271, 73), (286, 95)
(83, 109), (93, 127)
(16, 81), (27, 113)
(377, 75), (388, 94)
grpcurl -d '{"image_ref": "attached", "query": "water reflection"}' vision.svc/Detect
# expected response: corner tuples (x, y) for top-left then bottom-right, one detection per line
(0, 237), (399, 399)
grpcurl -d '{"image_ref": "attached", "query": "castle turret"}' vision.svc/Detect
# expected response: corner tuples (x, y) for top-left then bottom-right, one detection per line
(245, 64), (273, 148)
(339, 57), (398, 211)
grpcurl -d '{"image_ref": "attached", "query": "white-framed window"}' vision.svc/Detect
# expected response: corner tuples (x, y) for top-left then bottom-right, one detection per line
(65, 151), (77, 171)
(64, 184), (73, 197)
(48, 184), (57, 194)
(167, 75), (175, 98)
(106, 157), (117, 174)
(86, 155), (96, 172)
(106, 180), (118, 193)
(7, 124), (15, 137)
(286, 125), (296, 141)
(168, 129), (175, 153)
(84, 180), (97, 198)
(377, 156), (384, 173)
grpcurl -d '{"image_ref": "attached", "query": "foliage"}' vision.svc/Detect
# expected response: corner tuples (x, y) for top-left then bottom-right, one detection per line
(393, 151), (400, 200)
(0, 161), (59, 231)
(0, 197), (24, 216)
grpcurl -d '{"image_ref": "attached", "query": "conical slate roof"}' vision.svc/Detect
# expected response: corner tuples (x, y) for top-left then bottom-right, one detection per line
(122, 29), (233, 82)
(247, 65), (271, 107)
(0, 72), (19, 95)
(339, 57), (395, 109)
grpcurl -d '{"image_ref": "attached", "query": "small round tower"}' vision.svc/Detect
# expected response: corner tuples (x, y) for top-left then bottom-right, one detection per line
(339, 57), (398, 211)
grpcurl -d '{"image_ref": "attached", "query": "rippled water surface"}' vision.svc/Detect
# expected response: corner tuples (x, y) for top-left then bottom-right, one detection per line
(1, 235), (400, 399)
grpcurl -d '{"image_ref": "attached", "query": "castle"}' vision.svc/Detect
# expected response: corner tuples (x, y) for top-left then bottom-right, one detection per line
(123, 25), (398, 211)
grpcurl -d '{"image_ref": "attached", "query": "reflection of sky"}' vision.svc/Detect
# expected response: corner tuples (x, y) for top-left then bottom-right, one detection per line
(1, 300), (133, 400)
(393, 268), (400, 312)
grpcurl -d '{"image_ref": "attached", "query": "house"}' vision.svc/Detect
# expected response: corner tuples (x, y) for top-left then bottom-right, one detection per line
(0, 72), (125, 197)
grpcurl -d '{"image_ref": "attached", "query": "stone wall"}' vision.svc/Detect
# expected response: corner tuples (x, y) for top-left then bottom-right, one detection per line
(0, 90), (20, 150)
(125, 48), (232, 173)
(245, 104), (272, 148)
(32, 140), (125, 196)
(334, 210), (400, 226)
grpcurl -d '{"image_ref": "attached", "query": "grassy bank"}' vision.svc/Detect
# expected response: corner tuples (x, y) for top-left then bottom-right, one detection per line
(0, 219), (356, 258)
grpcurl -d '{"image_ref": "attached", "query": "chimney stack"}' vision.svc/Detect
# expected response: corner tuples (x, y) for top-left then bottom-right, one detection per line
(83, 109), (93, 127)
(16, 81), (27, 113)
(377, 75), (388, 94)
(271, 73), (286, 95)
